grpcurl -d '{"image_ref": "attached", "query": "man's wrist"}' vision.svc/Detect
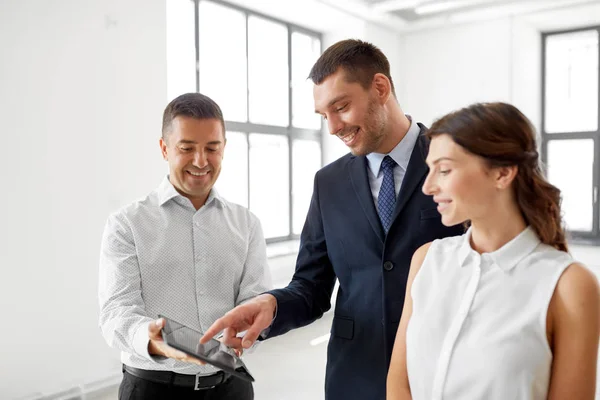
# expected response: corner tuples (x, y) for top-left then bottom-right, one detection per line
(148, 339), (161, 356)
(262, 293), (278, 318)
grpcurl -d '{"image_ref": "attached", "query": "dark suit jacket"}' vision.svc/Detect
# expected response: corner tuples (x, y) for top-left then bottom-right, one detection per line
(267, 124), (464, 400)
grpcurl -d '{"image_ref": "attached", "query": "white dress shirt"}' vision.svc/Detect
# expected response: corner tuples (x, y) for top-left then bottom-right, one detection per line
(98, 176), (272, 375)
(366, 116), (421, 213)
(406, 226), (574, 400)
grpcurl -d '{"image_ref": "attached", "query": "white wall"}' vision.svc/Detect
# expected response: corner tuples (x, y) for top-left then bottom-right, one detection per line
(0, 0), (167, 398)
(400, 18), (514, 126)
(399, 2), (600, 128)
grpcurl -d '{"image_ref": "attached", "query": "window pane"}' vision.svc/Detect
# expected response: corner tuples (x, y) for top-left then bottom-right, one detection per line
(199, 1), (247, 122)
(292, 140), (321, 234)
(292, 32), (321, 129)
(167, 0), (196, 101)
(547, 139), (594, 232)
(249, 134), (289, 238)
(216, 132), (248, 208)
(545, 30), (598, 133)
(248, 16), (289, 127)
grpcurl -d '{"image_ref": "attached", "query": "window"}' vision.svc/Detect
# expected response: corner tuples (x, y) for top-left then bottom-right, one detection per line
(217, 131), (248, 208)
(542, 27), (600, 242)
(249, 134), (290, 238)
(292, 140), (322, 234)
(195, 0), (322, 241)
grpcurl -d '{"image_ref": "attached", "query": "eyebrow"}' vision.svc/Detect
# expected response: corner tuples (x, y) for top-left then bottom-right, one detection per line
(314, 94), (350, 114)
(177, 139), (223, 145)
(428, 157), (455, 165)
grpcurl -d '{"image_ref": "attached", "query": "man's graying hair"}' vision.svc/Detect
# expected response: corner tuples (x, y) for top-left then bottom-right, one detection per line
(161, 93), (225, 140)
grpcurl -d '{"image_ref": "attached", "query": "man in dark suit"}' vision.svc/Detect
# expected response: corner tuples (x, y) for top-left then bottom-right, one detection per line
(201, 39), (463, 400)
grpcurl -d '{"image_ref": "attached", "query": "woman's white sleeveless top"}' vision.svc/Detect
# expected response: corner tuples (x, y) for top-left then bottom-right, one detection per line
(406, 226), (573, 400)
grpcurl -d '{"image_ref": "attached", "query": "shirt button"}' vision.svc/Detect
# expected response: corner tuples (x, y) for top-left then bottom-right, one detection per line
(383, 261), (394, 271)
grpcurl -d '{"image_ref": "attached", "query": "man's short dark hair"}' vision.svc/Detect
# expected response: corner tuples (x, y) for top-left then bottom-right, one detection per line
(162, 93), (225, 140)
(308, 39), (396, 96)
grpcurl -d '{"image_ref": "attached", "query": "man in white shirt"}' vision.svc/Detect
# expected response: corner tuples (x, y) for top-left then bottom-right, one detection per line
(98, 92), (271, 399)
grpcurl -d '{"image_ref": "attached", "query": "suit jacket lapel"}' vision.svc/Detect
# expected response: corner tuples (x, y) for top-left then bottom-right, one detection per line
(391, 124), (430, 223)
(348, 155), (385, 243)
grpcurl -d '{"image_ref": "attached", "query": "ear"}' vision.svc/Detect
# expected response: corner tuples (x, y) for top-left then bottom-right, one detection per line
(159, 137), (168, 161)
(372, 73), (391, 105)
(495, 165), (518, 190)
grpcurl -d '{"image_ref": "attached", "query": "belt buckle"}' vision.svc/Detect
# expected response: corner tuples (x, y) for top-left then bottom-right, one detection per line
(194, 372), (217, 391)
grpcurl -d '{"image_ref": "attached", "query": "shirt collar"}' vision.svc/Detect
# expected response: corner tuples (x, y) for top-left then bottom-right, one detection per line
(366, 115), (420, 177)
(458, 226), (541, 273)
(157, 176), (225, 208)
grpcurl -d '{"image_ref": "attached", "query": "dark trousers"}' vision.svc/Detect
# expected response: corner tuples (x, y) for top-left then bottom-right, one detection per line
(119, 370), (254, 400)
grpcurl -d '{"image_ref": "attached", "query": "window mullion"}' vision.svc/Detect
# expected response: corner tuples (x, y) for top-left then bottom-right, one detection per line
(288, 26), (294, 240)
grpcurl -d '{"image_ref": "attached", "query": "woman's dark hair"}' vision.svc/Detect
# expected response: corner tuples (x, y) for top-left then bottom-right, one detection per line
(426, 102), (568, 252)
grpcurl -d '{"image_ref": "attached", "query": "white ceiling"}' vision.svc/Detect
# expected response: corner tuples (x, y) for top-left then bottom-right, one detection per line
(219, 0), (600, 34)
(316, 0), (600, 32)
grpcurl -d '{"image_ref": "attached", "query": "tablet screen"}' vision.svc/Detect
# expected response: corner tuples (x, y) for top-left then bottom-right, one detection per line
(159, 315), (254, 382)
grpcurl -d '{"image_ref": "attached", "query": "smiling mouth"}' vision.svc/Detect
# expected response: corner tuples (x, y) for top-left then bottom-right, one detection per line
(436, 200), (452, 212)
(339, 128), (359, 145)
(187, 170), (209, 177)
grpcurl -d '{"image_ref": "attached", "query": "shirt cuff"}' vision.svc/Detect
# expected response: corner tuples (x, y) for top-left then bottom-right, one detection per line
(259, 301), (277, 340)
(132, 320), (154, 360)
(132, 320), (168, 362)
(244, 311), (276, 355)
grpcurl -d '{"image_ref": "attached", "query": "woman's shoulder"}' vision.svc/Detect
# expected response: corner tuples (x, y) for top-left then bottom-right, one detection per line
(555, 262), (600, 305)
(550, 261), (600, 341)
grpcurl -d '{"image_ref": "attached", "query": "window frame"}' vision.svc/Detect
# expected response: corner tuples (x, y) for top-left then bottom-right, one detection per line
(195, 0), (323, 243)
(541, 25), (600, 244)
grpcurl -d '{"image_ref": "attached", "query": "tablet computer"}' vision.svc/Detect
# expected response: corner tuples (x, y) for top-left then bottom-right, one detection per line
(158, 314), (255, 382)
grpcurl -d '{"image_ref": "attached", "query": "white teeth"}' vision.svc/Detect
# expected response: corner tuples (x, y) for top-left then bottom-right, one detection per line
(188, 171), (208, 176)
(341, 131), (357, 143)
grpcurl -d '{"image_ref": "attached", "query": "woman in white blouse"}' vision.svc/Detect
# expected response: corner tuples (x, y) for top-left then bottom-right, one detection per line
(387, 102), (600, 400)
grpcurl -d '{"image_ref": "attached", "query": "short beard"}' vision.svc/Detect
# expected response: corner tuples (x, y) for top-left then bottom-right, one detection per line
(351, 101), (386, 156)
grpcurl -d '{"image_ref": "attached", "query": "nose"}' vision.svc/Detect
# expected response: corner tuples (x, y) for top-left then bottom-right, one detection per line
(193, 150), (208, 168)
(422, 170), (437, 196)
(327, 115), (344, 136)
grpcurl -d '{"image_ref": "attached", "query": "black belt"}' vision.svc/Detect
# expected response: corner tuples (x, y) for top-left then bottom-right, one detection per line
(123, 365), (231, 390)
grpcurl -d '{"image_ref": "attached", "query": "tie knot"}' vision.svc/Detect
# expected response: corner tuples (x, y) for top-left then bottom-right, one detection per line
(381, 155), (397, 172)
